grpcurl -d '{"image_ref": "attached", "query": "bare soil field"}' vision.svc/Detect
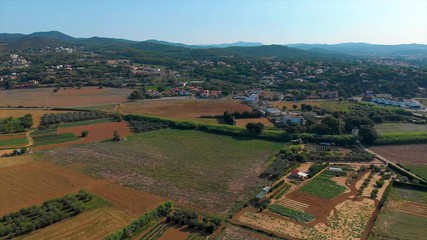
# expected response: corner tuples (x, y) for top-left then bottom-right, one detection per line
(85, 180), (164, 218)
(0, 161), (94, 216)
(0, 160), (163, 217)
(121, 98), (251, 121)
(33, 121), (132, 151)
(158, 225), (191, 240)
(235, 118), (274, 127)
(0, 154), (34, 168)
(0, 87), (132, 107)
(217, 224), (279, 240)
(19, 206), (131, 240)
(369, 144), (427, 164)
(0, 109), (67, 127)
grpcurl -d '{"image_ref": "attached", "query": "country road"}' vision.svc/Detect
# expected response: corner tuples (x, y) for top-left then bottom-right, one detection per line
(364, 147), (427, 184)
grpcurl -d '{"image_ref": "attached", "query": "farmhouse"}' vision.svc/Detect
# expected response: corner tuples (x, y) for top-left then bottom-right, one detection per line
(281, 113), (306, 125)
(291, 169), (308, 179)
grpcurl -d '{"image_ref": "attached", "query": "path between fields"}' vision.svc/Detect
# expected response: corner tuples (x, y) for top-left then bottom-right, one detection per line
(364, 147), (426, 184)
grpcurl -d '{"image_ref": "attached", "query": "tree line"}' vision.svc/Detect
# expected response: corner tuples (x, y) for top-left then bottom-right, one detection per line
(0, 190), (91, 239)
(0, 114), (33, 133)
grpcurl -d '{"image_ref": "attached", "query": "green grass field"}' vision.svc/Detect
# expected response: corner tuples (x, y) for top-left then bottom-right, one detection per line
(267, 204), (315, 223)
(0, 137), (28, 147)
(375, 123), (427, 134)
(319, 100), (353, 112)
(370, 187), (427, 240)
(33, 133), (78, 146)
(403, 164), (427, 180)
(299, 173), (347, 199)
(389, 186), (427, 204)
(44, 129), (283, 214)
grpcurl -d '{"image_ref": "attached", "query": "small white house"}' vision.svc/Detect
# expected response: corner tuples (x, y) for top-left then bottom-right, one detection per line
(245, 94), (259, 103)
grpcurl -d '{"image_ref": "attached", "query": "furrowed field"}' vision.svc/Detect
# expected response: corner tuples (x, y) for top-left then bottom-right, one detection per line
(44, 129), (283, 213)
(0, 87), (132, 107)
(120, 98), (251, 123)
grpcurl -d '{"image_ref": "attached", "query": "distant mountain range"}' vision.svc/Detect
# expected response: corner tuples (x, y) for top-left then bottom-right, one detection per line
(0, 31), (426, 59)
(286, 43), (427, 58)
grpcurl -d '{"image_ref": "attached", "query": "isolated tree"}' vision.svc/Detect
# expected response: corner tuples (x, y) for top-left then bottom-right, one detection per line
(81, 130), (89, 138)
(246, 122), (264, 135)
(128, 90), (144, 100)
(292, 104), (298, 110)
(113, 130), (121, 142)
(359, 125), (378, 145)
(19, 114), (33, 129)
(157, 86), (165, 92)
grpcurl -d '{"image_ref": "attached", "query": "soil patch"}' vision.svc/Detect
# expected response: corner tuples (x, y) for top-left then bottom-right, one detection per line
(369, 144), (427, 164)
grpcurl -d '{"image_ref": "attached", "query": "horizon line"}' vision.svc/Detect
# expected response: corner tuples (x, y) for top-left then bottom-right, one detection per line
(1, 30), (426, 46)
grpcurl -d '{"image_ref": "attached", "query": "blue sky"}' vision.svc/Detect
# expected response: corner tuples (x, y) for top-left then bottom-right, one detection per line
(0, 0), (426, 44)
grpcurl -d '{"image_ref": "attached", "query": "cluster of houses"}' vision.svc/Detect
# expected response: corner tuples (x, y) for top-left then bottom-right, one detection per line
(235, 89), (307, 126)
(365, 92), (425, 109)
(12, 80), (40, 89)
(145, 82), (222, 99)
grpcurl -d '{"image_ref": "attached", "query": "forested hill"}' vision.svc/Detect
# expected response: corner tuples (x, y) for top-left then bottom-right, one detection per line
(0, 31), (346, 60)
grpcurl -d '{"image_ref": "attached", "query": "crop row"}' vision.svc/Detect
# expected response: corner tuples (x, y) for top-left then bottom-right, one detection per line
(267, 204), (315, 223)
(0, 190), (91, 239)
(140, 223), (169, 240)
(271, 183), (292, 199)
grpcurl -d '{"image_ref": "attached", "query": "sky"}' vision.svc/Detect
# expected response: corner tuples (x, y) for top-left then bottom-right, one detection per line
(0, 0), (426, 45)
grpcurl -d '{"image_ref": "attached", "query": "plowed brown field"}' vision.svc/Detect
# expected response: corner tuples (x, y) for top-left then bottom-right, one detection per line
(235, 118), (274, 127)
(0, 161), (93, 215)
(20, 206), (131, 240)
(369, 144), (427, 164)
(0, 161), (163, 217)
(33, 121), (132, 151)
(122, 99), (251, 120)
(0, 87), (132, 107)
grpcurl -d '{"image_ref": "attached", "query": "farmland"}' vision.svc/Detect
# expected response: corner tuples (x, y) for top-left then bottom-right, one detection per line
(121, 98), (251, 122)
(19, 206), (132, 240)
(232, 163), (387, 240)
(0, 109), (67, 127)
(44, 129), (283, 213)
(375, 123), (427, 134)
(0, 87), (132, 107)
(369, 144), (427, 164)
(370, 186), (427, 240)
(299, 173), (348, 199)
(235, 118), (274, 127)
(0, 137), (27, 147)
(31, 121), (132, 151)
